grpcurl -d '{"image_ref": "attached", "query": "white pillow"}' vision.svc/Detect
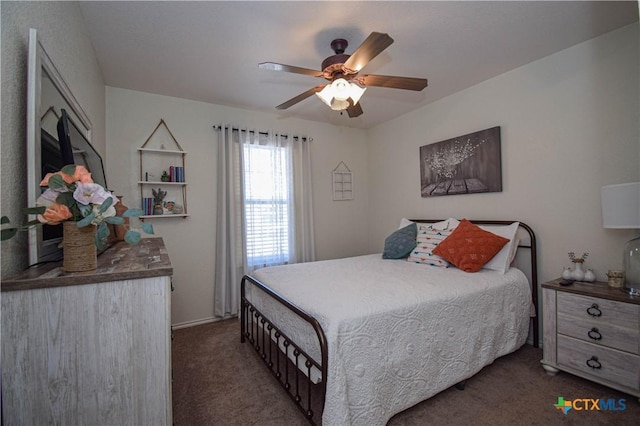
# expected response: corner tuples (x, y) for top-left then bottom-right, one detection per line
(398, 217), (459, 230)
(434, 218), (460, 230)
(479, 222), (520, 274)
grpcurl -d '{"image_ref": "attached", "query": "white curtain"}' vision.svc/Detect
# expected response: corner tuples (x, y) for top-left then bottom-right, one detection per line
(214, 125), (314, 318)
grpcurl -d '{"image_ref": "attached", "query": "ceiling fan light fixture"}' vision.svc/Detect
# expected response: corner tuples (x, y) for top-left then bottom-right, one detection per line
(315, 86), (349, 111)
(262, 32), (428, 117)
(315, 79), (367, 111)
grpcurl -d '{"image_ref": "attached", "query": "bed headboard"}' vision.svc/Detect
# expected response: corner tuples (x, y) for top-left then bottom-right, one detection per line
(410, 219), (538, 347)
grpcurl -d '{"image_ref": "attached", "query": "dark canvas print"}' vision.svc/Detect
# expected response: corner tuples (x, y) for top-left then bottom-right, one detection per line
(420, 126), (502, 197)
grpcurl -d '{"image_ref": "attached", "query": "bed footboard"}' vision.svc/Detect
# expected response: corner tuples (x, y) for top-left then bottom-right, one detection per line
(241, 275), (328, 425)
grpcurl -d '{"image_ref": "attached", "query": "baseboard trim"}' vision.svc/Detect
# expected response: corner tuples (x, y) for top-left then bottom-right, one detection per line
(172, 315), (237, 330)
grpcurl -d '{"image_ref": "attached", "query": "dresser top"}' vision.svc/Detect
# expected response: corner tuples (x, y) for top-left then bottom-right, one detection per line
(542, 278), (640, 306)
(1, 237), (173, 292)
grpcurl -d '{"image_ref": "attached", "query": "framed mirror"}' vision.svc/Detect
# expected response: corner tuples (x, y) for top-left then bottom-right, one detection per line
(26, 28), (93, 264)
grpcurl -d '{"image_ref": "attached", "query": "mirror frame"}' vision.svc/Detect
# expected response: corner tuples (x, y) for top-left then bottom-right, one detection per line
(26, 28), (93, 265)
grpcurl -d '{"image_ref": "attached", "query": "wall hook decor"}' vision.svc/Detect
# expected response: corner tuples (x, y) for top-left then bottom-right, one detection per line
(332, 161), (353, 201)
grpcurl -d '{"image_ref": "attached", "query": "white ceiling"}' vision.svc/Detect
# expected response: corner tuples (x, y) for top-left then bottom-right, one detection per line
(79, 1), (638, 129)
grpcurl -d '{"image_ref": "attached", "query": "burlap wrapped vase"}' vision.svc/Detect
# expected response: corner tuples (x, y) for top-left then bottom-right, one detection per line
(62, 221), (97, 272)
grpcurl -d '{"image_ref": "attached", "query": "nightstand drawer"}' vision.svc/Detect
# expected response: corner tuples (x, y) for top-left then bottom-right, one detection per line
(557, 313), (639, 354)
(558, 335), (640, 391)
(557, 292), (640, 328)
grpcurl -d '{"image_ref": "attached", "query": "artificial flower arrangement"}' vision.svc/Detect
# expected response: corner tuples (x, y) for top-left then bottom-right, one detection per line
(1, 164), (153, 248)
(568, 252), (589, 263)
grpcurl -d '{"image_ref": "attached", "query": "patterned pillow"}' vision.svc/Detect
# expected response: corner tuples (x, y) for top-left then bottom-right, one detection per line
(382, 223), (418, 259)
(479, 222), (520, 273)
(432, 219), (509, 273)
(406, 224), (453, 267)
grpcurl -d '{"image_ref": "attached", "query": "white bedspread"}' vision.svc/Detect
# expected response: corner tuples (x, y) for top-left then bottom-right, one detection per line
(248, 254), (531, 426)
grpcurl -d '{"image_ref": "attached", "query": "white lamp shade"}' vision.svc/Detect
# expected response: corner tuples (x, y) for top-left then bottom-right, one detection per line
(315, 79), (367, 110)
(601, 182), (640, 229)
(349, 83), (366, 105)
(316, 85), (334, 107)
(329, 99), (350, 111)
(331, 78), (351, 101)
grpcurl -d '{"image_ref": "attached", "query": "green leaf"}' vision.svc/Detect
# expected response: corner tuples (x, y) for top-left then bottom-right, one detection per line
(142, 223), (154, 234)
(25, 219), (42, 227)
(56, 191), (74, 206)
(1, 228), (18, 241)
(1, 216), (10, 225)
(97, 222), (109, 240)
(99, 196), (113, 213)
(77, 203), (93, 217)
(124, 230), (141, 244)
(48, 174), (66, 189)
(60, 164), (76, 176)
(24, 206), (46, 215)
(77, 214), (95, 227)
(122, 208), (143, 217)
(94, 233), (106, 251)
(104, 216), (124, 225)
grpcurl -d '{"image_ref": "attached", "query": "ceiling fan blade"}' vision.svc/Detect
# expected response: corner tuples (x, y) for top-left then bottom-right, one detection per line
(346, 101), (363, 118)
(360, 74), (428, 91)
(276, 85), (326, 110)
(259, 62), (323, 77)
(343, 32), (394, 72)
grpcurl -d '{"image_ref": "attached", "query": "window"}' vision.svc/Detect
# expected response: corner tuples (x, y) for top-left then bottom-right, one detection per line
(242, 142), (293, 270)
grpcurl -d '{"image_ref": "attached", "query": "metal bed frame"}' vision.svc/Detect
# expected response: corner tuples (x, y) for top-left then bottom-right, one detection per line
(240, 220), (538, 425)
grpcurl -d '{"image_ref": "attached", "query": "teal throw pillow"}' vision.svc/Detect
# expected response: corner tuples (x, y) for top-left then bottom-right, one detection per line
(382, 223), (418, 259)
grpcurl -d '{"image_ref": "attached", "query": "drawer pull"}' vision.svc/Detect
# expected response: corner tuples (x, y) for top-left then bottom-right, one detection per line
(586, 356), (602, 370)
(587, 327), (602, 341)
(586, 304), (602, 317)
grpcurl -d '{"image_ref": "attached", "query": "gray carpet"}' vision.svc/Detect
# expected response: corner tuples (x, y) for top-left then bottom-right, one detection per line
(172, 319), (639, 425)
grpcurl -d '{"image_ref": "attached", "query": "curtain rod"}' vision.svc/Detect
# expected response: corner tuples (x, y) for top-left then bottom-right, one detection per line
(212, 125), (312, 142)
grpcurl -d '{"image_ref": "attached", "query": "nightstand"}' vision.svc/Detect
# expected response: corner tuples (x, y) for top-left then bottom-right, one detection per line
(541, 279), (640, 401)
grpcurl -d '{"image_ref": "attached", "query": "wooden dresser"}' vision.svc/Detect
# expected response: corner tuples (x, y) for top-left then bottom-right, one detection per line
(1, 238), (173, 425)
(541, 279), (640, 401)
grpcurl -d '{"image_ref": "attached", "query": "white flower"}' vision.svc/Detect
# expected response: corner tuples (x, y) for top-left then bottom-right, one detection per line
(90, 205), (116, 225)
(73, 182), (118, 206)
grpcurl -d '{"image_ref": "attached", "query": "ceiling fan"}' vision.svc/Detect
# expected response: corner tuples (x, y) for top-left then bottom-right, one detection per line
(259, 32), (428, 118)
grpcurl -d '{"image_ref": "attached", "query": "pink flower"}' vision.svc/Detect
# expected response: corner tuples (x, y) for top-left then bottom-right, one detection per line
(37, 203), (72, 225)
(40, 165), (93, 186)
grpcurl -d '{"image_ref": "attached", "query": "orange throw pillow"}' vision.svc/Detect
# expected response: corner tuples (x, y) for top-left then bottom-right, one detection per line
(432, 219), (509, 273)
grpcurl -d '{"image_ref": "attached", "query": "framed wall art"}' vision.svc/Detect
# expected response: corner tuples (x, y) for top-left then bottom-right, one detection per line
(419, 126), (502, 197)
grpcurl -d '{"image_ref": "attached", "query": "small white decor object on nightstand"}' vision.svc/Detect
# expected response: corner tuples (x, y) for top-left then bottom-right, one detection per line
(568, 252), (589, 281)
(584, 269), (596, 282)
(541, 279), (640, 402)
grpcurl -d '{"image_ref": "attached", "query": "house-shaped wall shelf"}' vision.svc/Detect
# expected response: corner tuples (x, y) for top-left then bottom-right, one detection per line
(332, 161), (353, 201)
(138, 119), (189, 219)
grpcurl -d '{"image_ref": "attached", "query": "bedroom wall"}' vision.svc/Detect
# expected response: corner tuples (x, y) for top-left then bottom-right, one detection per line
(0, 1), (106, 278)
(366, 23), (639, 288)
(105, 87), (369, 326)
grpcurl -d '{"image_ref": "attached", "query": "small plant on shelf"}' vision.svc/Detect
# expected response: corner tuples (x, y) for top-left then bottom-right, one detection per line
(152, 188), (167, 215)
